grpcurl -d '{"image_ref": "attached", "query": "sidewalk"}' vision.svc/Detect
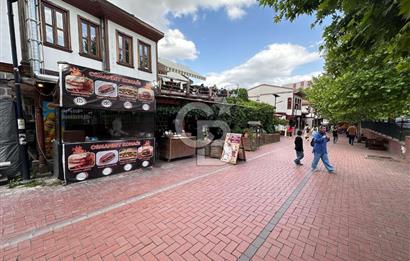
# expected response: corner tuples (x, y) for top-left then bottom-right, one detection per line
(1, 137), (409, 260)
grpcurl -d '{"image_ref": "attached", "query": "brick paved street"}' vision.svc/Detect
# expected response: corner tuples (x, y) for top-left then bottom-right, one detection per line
(1, 137), (409, 260)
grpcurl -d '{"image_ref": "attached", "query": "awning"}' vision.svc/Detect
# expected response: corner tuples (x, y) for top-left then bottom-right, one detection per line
(160, 72), (190, 83)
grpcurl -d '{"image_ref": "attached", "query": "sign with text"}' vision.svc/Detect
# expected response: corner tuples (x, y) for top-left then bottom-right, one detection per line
(62, 139), (154, 182)
(221, 133), (243, 165)
(60, 64), (155, 111)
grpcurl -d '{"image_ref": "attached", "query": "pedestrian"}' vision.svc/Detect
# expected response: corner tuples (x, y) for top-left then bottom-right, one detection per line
(346, 124), (357, 145)
(304, 125), (310, 141)
(287, 125), (293, 137)
(294, 130), (304, 165)
(332, 126), (339, 144)
(311, 126), (335, 173)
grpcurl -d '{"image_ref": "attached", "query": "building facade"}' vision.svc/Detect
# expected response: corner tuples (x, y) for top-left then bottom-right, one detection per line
(0, 0), (163, 173)
(248, 84), (304, 129)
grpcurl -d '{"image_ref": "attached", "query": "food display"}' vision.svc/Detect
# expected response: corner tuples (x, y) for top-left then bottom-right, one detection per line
(119, 148), (138, 161)
(137, 87), (154, 102)
(138, 140), (154, 160)
(68, 152), (95, 171)
(65, 67), (94, 95)
(63, 139), (154, 182)
(61, 64), (155, 111)
(59, 64), (156, 183)
(96, 150), (118, 166)
(95, 81), (117, 97)
(118, 85), (137, 99)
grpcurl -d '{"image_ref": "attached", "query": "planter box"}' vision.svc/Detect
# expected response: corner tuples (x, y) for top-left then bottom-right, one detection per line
(243, 137), (257, 151)
(272, 133), (280, 143)
(210, 140), (224, 158)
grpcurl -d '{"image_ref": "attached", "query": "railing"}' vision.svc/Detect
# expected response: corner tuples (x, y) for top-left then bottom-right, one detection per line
(158, 81), (228, 100)
(361, 121), (410, 141)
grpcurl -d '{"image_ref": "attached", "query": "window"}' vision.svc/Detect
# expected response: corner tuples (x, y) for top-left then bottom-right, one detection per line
(138, 41), (151, 72)
(287, 97), (292, 110)
(116, 31), (133, 67)
(41, 1), (70, 50)
(78, 17), (101, 59)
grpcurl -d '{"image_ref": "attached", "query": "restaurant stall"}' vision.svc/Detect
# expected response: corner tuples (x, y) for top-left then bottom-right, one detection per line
(56, 63), (155, 182)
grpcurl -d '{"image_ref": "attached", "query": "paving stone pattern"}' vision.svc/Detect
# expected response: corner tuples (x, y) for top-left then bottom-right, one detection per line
(0, 137), (409, 260)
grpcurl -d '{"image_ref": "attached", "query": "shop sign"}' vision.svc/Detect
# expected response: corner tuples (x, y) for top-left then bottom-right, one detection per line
(63, 139), (155, 182)
(221, 133), (245, 164)
(60, 64), (155, 111)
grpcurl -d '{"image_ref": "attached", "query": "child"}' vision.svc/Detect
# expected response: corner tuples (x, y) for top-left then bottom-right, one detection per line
(304, 125), (310, 141)
(294, 130), (304, 165)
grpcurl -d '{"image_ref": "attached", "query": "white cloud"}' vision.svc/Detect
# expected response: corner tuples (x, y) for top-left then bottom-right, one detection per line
(205, 43), (321, 88)
(226, 6), (247, 20)
(108, 0), (255, 61)
(159, 29), (198, 61)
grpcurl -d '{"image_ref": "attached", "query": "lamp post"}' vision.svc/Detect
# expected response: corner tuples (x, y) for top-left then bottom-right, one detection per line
(7, 0), (30, 181)
(272, 94), (280, 109)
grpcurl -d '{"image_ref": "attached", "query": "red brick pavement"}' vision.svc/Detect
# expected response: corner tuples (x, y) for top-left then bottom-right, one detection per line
(0, 137), (409, 260)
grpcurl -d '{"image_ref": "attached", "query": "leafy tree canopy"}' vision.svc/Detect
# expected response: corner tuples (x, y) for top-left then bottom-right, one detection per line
(259, 0), (410, 122)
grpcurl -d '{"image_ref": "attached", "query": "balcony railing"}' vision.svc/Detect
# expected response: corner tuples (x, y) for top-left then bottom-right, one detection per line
(157, 81), (228, 100)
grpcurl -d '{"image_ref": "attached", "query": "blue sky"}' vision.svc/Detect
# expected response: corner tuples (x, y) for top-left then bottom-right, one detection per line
(170, 5), (325, 76)
(110, 0), (326, 87)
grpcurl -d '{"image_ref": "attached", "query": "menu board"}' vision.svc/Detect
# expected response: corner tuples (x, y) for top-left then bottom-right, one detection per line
(62, 139), (154, 182)
(221, 133), (243, 164)
(60, 64), (155, 111)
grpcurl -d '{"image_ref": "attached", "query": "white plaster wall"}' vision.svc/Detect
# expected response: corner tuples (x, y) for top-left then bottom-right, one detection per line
(0, 1), (22, 65)
(248, 85), (294, 114)
(107, 20), (157, 82)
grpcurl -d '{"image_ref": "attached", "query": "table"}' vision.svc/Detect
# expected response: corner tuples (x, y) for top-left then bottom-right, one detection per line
(159, 136), (196, 161)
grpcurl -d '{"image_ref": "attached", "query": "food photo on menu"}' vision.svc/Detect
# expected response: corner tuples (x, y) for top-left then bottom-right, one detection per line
(95, 80), (117, 98)
(119, 148), (138, 162)
(67, 146), (96, 171)
(118, 85), (137, 100)
(96, 150), (119, 166)
(137, 83), (155, 103)
(65, 67), (94, 96)
(137, 140), (154, 160)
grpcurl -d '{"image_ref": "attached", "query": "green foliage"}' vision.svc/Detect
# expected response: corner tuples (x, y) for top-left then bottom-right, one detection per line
(229, 88), (249, 101)
(259, 0), (410, 121)
(157, 99), (276, 134)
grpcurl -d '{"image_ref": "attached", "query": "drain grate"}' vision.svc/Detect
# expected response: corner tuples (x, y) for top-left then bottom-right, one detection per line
(365, 155), (397, 161)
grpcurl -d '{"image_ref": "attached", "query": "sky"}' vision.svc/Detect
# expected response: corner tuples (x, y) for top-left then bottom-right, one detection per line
(108, 0), (326, 88)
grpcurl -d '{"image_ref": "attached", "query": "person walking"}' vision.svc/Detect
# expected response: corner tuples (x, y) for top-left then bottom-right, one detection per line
(347, 124), (357, 145)
(311, 126), (335, 173)
(304, 125), (311, 141)
(332, 126), (339, 144)
(294, 130), (304, 165)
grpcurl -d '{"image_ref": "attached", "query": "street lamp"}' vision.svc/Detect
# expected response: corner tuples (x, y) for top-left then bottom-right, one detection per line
(272, 94), (280, 109)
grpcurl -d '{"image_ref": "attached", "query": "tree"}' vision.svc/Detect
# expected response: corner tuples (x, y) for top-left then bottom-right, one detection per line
(259, 0), (410, 121)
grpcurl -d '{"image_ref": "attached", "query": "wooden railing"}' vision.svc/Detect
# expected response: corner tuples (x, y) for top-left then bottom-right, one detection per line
(157, 81), (228, 100)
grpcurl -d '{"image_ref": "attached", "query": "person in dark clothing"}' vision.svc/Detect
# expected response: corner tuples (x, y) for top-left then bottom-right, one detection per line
(332, 126), (339, 144)
(294, 130), (304, 165)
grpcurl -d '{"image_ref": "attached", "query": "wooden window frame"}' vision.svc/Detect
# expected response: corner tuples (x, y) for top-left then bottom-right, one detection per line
(287, 97), (292, 110)
(78, 16), (102, 61)
(41, 0), (71, 52)
(116, 30), (134, 68)
(138, 40), (152, 73)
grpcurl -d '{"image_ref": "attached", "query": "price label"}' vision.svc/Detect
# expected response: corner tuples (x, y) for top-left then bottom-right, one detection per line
(17, 119), (25, 130)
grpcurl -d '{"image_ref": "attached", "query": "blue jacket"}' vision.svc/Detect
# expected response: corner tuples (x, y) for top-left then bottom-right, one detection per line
(313, 132), (329, 154)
